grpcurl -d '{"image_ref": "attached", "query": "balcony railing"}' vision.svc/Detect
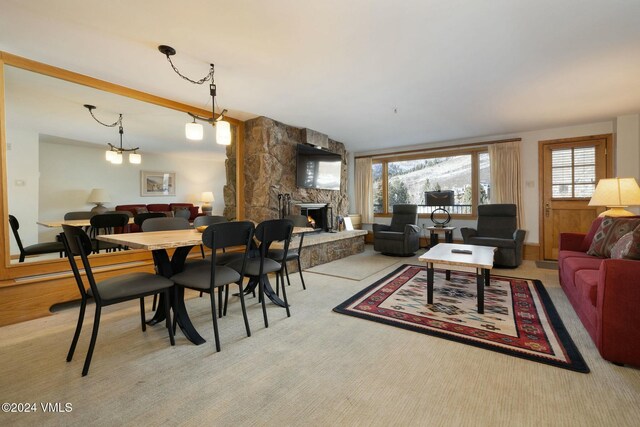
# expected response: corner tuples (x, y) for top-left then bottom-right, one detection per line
(373, 204), (473, 215)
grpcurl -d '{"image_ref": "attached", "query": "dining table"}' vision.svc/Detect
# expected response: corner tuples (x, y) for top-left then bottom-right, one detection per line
(97, 226), (314, 345)
(37, 217), (135, 228)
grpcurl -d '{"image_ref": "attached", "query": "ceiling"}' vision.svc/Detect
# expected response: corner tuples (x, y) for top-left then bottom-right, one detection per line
(1, 0), (639, 153)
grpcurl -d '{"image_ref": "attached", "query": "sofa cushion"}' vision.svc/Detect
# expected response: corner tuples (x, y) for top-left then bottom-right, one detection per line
(574, 269), (599, 307)
(558, 250), (594, 267)
(610, 226), (640, 260)
(580, 217), (604, 252)
(587, 217), (640, 258)
(563, 256), (603, 286)
(146, 204), (171, 212)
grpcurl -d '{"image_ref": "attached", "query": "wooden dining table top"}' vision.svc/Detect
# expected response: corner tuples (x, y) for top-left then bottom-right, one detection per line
(96, 226), (316, 251)
(37, 217), (135, 228)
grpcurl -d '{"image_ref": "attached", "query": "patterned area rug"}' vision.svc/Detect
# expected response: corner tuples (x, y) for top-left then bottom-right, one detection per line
(334, 264), (589, 373)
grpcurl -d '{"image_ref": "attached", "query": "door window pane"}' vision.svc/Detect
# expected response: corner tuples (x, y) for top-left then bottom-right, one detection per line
(479, 152), (490, 205)
(551, 146), (596, 199)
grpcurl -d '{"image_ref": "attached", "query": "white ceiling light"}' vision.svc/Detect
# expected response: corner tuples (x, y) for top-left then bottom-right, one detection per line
(84, 104), (142, 165)
(158, 45), (231, 146)
(185, 117), (204, 141)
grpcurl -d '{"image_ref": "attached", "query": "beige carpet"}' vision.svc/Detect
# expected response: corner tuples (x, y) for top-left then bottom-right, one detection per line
(1, 249), (639, 426)
(306, 246), (411, 280)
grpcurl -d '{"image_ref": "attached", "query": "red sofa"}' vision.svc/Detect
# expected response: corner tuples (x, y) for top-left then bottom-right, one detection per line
(558, 217), (640, 367)
(115, 203), (202, 232)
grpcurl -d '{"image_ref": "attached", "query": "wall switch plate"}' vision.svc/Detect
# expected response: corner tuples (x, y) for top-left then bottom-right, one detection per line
(15, 179), (25, 187)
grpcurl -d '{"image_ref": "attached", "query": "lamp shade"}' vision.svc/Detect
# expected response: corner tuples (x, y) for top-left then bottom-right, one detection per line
(216, 120), (231, 145)
(105, 150), (116, 162)
(201, 191), (215, 203)
(87, 188), (111, 204)
(186, 121), (204, 141)
(588, 177), (640, 217)
(129, 152), (142, 164)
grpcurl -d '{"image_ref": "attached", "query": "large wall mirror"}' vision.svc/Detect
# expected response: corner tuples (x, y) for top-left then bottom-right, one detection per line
(1, 53), (241, 273)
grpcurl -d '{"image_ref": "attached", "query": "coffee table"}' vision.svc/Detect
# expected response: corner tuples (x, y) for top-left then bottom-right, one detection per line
(418, 243), (497, 314)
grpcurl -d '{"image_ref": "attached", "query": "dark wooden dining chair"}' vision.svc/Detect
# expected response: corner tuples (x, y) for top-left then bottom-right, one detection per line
(8, 214), (65, 262)
(193, 215), (228, 258)
(227, 219), (293, 328)
(141, 217), (190, 232)
(60, 225), (175, 376)
(133, 212), (166, 228)
(270, 214), (308, 292)
(170, 221), (255, 351)
(89, 213), (130, 253)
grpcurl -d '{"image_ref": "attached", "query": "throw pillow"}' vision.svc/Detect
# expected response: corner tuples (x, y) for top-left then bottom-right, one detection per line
(610, 225), (640, 260)
(587, 217), (640, 258)
(135, 207), (149, 214)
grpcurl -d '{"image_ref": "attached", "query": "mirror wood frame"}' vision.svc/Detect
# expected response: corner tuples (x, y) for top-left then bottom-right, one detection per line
(0, 51), (245, 324)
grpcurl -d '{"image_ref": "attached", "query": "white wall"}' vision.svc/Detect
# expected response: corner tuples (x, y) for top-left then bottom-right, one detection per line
(358, 120), (620, 245)
(36, 140), (226, 243)
(614, 113), (640, 214)
(6, 129), (39, 253)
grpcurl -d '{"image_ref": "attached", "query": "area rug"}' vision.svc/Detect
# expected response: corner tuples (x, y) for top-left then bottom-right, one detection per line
(307, 249), (401, 281)
(333, 264), (589, 373)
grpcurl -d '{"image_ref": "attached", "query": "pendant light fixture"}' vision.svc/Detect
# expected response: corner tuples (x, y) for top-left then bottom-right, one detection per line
(84, 104), (141, 164)
(158, 45), (231, 145)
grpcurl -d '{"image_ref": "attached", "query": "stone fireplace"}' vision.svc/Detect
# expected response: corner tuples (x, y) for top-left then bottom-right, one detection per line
(240, 116), (349, 223)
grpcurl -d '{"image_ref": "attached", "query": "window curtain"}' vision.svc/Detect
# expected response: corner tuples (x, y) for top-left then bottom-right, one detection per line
(488, 141), (524, 228)
(355, 157), (374, 223)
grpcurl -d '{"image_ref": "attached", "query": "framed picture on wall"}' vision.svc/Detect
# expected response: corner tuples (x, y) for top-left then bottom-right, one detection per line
(141, 171), (176, 196)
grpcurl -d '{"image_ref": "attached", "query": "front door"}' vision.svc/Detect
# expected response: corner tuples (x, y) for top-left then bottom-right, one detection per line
(539, 134), (612, 260)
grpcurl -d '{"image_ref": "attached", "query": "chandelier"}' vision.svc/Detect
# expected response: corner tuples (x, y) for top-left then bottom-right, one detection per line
(158, 44), (231, 145)
(84, 104), (141, 164)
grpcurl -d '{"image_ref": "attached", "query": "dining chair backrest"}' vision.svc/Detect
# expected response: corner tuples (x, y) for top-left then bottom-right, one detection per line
(141, 217), (190, 232)
(60, 225), (100, 302)
(193, 215), (228, 228)
(90, 213), (130, 234)
(202, 221), (255, 251)
(64, 211), (95, 220)
(173, 208), (191, 220)
(255, 219), (294, 255)
(8, 215), (25, 254)
(284, 214), (308, 228)
(134, 212), (166, 227)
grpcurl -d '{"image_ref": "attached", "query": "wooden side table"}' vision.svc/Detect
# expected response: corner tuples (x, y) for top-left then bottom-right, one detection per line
(427, 226), (456, 248)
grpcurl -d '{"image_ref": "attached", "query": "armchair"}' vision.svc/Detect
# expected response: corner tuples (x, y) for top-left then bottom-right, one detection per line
(373, 204), (421, 256)
(460, 204), (526, 267)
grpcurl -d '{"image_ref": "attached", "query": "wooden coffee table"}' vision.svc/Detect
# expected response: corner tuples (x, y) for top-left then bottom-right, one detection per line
(418, 243), (497, 314)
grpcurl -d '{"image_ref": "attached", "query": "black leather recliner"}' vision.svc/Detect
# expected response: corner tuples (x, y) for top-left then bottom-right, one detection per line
(373, 204), (421, 256)
(460, 204), (526, 267)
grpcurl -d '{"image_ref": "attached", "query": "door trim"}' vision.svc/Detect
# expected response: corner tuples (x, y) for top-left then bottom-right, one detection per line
(537, 134), (614, 260)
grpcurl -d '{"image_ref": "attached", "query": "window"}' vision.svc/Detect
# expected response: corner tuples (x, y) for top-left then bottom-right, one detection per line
(372, 163), (384, 214)
(551, 146), (596, 198)
(479, 152), (491, 205)
(370, 149), (489, 217)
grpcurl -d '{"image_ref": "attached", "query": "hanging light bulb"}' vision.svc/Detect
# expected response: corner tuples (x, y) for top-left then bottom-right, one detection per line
(216, 120), (231, 146)
(185, 118), (204, 141)
(111, 152), (123, 164)
(105, 150), (116, 162)
(129, 152), (142, 164)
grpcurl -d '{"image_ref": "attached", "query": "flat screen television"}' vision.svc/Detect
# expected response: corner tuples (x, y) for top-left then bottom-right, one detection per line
(296, 144), (342, 191)
(425, 190), (455, 206)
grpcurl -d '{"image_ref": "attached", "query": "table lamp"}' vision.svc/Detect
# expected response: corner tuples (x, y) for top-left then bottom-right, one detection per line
(87, 188), (111, 214)
(588, 177), (640, 217)
(200, 191), (214, 215)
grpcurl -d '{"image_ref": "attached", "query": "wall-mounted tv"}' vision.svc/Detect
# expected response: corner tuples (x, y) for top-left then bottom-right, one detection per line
(296, 144), (342, 191)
